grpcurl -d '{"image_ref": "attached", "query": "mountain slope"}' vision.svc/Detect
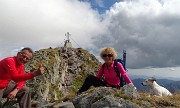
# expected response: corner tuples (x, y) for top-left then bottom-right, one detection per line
(25, 47), (101, 102)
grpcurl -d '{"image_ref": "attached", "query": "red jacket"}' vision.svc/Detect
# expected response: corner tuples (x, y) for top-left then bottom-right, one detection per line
(0, 56), (34, 90)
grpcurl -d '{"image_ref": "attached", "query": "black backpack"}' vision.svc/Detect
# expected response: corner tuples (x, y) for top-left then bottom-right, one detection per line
(102, 50), (127, 87)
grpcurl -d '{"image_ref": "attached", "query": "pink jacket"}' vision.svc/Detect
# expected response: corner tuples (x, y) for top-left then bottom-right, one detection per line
(96, 61), (132, 86)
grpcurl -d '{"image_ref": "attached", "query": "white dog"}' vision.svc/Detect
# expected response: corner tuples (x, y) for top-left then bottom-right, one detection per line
(141, 77), (172, 97)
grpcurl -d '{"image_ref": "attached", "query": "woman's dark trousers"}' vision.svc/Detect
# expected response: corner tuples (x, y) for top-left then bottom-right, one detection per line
(78, 75), (106, 93)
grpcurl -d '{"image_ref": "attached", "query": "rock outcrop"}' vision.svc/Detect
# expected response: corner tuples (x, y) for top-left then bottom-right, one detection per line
(72, 87), (140, 108)
(49, 86), (141, 108)
(25, 47), (101, 105)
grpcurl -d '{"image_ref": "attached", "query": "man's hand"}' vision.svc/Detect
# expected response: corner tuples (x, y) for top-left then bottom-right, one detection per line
(33, 64), (44, 77)
(7, 88), (19, 100)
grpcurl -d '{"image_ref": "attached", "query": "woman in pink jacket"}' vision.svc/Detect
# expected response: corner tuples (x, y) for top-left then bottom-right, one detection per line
(78, 47), (134, 94)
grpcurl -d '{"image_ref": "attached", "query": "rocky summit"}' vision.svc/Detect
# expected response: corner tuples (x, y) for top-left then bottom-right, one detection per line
(25, 47), (101, 106)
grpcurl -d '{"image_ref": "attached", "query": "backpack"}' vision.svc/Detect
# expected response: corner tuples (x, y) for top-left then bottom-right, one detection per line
(114, 59), (127, 87)
(102, 50), (127, 87)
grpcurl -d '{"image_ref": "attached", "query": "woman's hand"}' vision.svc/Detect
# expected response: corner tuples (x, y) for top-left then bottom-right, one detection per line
(128, 83), (137, 90)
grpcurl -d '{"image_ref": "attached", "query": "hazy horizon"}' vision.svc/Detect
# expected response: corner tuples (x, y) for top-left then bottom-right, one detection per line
(128, 66), (180, 80)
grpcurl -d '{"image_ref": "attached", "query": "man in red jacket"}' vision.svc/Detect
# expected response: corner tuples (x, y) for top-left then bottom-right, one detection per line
(0, 47), (44, 108)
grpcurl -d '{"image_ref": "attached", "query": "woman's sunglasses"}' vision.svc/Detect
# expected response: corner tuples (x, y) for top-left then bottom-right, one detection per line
(102, 54), (113, 57)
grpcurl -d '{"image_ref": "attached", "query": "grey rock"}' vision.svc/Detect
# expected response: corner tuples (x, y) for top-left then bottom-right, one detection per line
(91, 95), (123, 108)
(72, 87), (113, 108)
(122, 84), (141, 99)
(72, 87), (140, 108)
(141, 100), (151, 108)
(53, 102), (75, 108)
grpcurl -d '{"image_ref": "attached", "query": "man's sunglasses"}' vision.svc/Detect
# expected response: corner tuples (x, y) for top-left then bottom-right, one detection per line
(102, 54), (113, 57)
(19, 52), (31, 61)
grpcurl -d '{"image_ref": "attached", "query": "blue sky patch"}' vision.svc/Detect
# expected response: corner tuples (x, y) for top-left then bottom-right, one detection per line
(80, 0), (121, 14)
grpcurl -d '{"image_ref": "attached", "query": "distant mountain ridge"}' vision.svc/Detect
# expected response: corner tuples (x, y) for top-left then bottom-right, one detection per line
(132, 78), (180, 93)
(129, 74), (180, 81)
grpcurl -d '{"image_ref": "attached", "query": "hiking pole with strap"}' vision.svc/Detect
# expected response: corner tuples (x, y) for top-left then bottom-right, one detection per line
(123, 49), (127, 71)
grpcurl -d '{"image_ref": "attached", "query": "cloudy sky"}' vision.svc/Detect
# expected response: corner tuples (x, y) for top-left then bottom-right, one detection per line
(1, 0), (180, 72)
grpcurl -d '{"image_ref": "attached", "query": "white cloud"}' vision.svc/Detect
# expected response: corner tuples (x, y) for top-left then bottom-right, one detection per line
(95, 0), (104, 8)
(92, 0), (180, 68)
(0, 0), (104, 59)
(1, 0), (180, 69)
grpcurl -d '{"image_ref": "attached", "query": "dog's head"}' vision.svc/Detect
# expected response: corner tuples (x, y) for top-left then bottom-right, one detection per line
(141, 77), (157, 86)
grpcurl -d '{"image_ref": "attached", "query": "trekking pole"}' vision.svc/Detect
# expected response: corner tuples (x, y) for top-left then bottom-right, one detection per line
(123, 49), (126, 70)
